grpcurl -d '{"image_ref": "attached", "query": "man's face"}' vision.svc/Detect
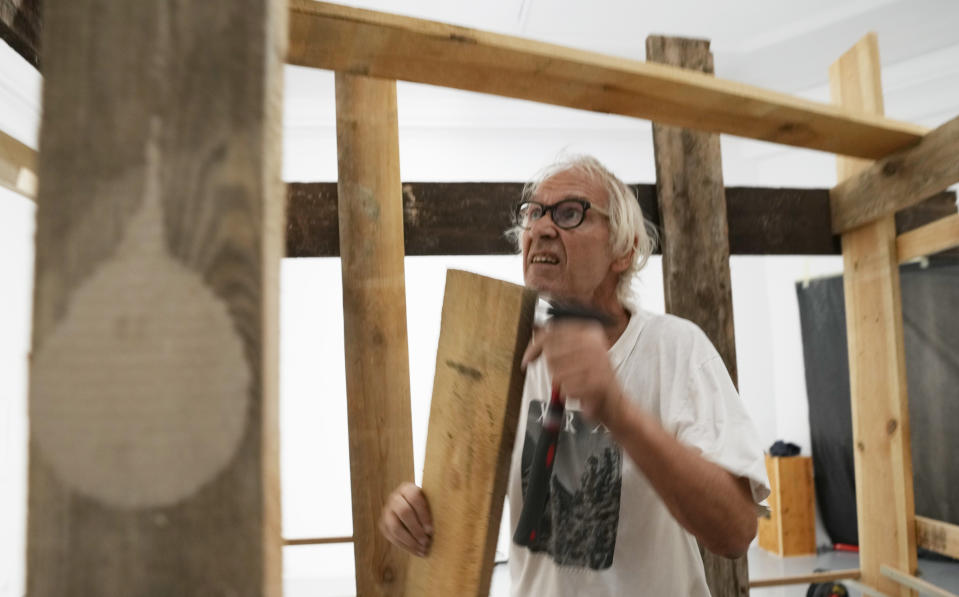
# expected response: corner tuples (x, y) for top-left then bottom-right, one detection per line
(521, 170), (626, 306)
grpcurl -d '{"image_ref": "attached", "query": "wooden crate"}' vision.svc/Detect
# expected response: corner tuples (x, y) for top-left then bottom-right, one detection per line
(758, 454), (817, 556)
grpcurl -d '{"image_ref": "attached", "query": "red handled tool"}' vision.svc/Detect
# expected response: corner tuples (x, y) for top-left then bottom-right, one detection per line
(512, 302), (613, 547)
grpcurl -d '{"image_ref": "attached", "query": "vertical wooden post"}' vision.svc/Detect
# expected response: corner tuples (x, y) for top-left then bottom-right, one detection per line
(336, 72), (416, 597)
(647, 35), (747, 597)
(26, 0), (286, 594)
(830, 33), (917, 596)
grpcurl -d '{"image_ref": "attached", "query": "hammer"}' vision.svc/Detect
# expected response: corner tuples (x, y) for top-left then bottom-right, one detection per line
(512, 301), (613, 547)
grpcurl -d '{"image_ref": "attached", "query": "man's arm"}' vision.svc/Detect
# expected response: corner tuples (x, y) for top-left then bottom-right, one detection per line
(524, 320), (758, 558)
(605, 392), (757, 558)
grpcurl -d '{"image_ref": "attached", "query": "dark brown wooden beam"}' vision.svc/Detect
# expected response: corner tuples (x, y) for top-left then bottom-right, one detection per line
(0, 0), (41, 68)
(286, 182), (957, 258)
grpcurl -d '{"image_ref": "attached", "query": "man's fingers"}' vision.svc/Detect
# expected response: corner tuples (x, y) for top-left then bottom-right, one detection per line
(382, 510), (428, 556)
(398, 483), (433, 536)
(390, 492), (431, 549)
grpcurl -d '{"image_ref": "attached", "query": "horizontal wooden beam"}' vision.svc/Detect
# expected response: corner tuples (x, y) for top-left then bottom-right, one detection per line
(916, 516), (959, 560)
(831, 113), (959, 233)
(286, 182), (957, 258)
(0, 0), (41, 68)
(287, 0), (926, 160)
(749, 569), (860, 588)
(0, 128), (37, 199)
(880, 564), (958, 597)
(898, 213), (959, 263)
(283, 536), (353, 546)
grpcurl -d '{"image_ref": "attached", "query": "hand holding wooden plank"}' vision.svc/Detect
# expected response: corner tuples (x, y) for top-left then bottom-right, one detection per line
(402, 270), (536, 597)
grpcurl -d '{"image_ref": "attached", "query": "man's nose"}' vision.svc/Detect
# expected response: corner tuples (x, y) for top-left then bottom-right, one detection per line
(529, 212), (559, 237)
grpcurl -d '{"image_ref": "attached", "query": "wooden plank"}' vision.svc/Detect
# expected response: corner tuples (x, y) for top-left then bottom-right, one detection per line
(881, 565), (959, 597)
(897, 213), (959, 263)
(285, 182), (958, 258)
(283, 536), (353, 546)
(831, 33), (917, 597)
(647, 35), (748, 597)
(757, 455), (781, 553)
(0, 127), (36, 198)
(916, 516), (959, 560)
(0, 0), (41, 68)
(758, 455), (816, 556)
(26, 0), (285, 594)
(750, 569), (861, 588)
(286, 0), (927, 160)
(831, 113), (959, 233)
(406, 270), (536, 597)
(335, 72), (415, 597)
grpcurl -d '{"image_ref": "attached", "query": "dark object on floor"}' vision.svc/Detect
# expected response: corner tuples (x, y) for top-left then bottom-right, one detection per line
(806, 581), (849, 597)
(797, 257), (959, 546)
(770, 440), (801, 457)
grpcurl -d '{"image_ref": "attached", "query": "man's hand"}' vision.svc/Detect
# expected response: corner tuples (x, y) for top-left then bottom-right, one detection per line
(522, 319), (627, 425)
(378, 482), (433, 557)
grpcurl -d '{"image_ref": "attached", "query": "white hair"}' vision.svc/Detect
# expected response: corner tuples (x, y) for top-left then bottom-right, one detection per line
(506, 154), (658, 304)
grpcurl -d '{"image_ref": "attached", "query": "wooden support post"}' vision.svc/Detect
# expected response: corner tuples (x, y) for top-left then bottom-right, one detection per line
(406, 270), (535, 597)
(26, 0), (286, 594)
(647, 35), (747, 597)
(830, 33), (917, 597)
(335, 72), (415, 597)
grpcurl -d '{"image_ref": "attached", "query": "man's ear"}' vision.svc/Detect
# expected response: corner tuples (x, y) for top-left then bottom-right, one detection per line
(611, 237), (637, 274)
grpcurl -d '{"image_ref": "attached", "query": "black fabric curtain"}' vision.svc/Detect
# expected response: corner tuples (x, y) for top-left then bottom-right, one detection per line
(797, 257), (959, 547)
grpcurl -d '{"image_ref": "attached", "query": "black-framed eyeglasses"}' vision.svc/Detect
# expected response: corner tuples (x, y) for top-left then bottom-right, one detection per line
(515, 198), (609, 230)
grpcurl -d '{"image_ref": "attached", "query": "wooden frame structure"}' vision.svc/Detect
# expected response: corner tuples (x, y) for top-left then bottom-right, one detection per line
(7, 1), (959, 596)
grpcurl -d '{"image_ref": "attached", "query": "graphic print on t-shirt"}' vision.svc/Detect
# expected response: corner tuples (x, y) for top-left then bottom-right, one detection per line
(517, 400), (623, 570)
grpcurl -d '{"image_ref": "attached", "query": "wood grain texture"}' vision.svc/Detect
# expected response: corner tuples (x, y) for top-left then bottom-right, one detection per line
(335, 72), (415, 597)
(286, 0), (926, 160)
(647, 35), (746, 597)
(406, 270), (535, 597)
(0, 126), (36, 198)
(831, 32), (917, 597)
(285, 181), (957, 258)
(831, 113), (959, 233)
(897, 213), (959, 263)
(916, 516), (959, 560)
(757, 456), (815, 556)
(26, 0), (286, 594)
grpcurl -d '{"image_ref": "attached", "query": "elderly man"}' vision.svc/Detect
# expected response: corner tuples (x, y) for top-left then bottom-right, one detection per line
(380, 155), (769, 595)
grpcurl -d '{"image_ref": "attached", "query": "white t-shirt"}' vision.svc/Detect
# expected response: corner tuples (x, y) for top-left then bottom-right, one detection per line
(507, 304), (770, 596)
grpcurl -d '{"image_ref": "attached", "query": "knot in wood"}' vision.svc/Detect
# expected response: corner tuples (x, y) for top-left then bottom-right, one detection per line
(882, 160), (901, 177)
(381, 566), (395, 583)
